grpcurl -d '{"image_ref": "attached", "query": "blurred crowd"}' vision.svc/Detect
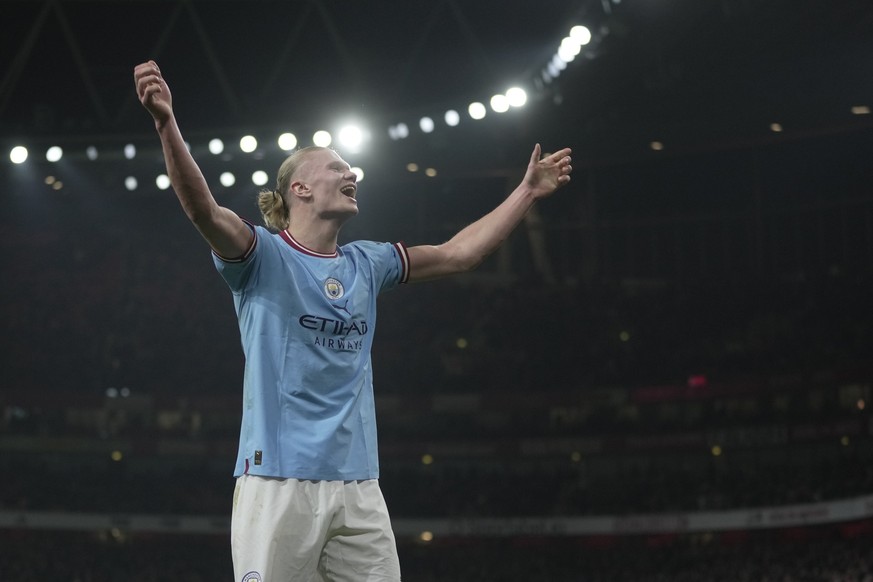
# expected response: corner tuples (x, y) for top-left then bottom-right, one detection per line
(2, 158), (873, 580)
(2, 438), (871, 518)
(2, 193), (872, 400)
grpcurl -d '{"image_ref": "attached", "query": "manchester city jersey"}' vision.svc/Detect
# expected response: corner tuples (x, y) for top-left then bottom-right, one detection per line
(213, 223), (409, 480)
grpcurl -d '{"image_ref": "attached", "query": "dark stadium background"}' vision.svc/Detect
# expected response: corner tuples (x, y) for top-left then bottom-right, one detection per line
(2, 0), (872, 579)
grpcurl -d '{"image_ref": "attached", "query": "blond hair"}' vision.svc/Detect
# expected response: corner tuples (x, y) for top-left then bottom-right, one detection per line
(256, 146), (331, 230)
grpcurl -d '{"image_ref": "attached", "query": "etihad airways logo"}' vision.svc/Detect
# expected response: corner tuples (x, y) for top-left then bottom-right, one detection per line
(298, 314), (369, 336)
(299, 314), (367, 351)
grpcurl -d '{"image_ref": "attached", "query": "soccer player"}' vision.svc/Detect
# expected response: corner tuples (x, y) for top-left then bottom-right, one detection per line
(134, 59), (572, 582)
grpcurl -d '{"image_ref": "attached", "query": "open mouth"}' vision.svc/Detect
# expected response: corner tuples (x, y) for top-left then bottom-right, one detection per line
(341, 185), (357, 199)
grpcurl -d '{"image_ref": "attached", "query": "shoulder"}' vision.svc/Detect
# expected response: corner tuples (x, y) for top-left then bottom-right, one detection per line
(341, 240), (410, 285)
(340, 240), (407, 264)
(341, 240), (392, 254)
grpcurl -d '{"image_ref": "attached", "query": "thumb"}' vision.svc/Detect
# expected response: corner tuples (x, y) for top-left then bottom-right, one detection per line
(529, 143), (541, 166)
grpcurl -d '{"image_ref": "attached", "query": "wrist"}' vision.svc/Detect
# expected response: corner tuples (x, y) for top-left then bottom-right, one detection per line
(515, 183), (541, 204)
(154, 114), (176, 133)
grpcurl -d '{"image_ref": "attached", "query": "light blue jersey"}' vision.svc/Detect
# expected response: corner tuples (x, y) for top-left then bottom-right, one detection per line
(214, 223), (410, 480)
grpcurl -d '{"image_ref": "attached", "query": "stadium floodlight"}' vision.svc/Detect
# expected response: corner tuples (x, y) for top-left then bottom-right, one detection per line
(351, 167), (364, 182)
(552, 54), (568, 70)
(220, 172), (236, 187)
(468, 102), (486, 120)
(124, 176), (138, 191)
(209, 138), (225, 154)
(506, 87), (527, 108)
(46, 146), (63, 162)
(444, 110), (460, 126)
(547, 62), (560, 78)
(240, 135), (258, 153)
(419, 117), (435, 133)
(490, 94), (510, 113)
(278, 132), (297, 151)
(559, 38), (581, 63)
(570, 25), (592, 46)
(252, 170), (269, 186)
(86, 146), (99, 160)
(313, 130), (332, 147)
(124, 143), (136, 160)
(156, 174), (171, 190)
(338, 125), (364, 151)
(388, 124), (410, 140)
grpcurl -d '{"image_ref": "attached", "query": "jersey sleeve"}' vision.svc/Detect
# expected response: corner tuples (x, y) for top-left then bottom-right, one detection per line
(352, 240), (410, 292)
(211, 221), (262, 293)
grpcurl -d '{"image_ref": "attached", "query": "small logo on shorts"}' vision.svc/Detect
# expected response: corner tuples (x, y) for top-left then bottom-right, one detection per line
(324, 277), (344, 299)
(242, 572), (262, 582)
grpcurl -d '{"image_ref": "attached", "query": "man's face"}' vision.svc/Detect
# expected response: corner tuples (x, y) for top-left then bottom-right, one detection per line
(295, 149), (358, 220)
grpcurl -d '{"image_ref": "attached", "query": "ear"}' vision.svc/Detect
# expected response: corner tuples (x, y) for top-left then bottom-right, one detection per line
(290, 180), (311, 199)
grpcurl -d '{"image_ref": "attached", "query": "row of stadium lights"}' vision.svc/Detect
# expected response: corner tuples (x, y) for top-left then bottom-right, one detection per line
(37, 101), (871, 194)
(8, 21), (873, 176)
(6, 25), (594, 193)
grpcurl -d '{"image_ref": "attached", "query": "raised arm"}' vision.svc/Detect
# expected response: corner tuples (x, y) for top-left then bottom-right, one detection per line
(133, 60), (252, 259)
(406, 144), (572, 282)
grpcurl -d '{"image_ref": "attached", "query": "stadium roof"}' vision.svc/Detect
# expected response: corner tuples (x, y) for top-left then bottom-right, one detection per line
(1, 0), (871, 168)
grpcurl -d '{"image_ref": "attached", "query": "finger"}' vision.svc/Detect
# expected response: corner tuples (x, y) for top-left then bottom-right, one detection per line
(134, 62), (155, 78)
(550, 147), (572, 162)
(136, 75), (160, 96)
(142, 84), (161, 99)
(140, 83), (163, 104)
(134, 63), (160, 82)
(529, 143), (541, 165)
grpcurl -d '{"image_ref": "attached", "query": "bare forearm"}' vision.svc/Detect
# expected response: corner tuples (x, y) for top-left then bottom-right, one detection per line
(407, 184), (538, 281)
(405, 144), (572, 282)
(153, 116), (251, 257)
(447, 184), (536, 269)
(156, 116), (218, 224)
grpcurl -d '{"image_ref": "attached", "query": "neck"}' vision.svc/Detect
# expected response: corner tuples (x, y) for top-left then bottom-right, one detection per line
(286, 216), (342, 255)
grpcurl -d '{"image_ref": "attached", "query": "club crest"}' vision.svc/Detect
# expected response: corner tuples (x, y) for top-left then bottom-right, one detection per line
(324, 277), (345, 300)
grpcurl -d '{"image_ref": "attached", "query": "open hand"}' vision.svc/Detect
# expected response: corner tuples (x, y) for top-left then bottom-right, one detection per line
(523, 143), (573, 199)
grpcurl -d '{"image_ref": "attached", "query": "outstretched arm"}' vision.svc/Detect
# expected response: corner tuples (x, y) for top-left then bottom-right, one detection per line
(405, 144), (572, 282)
(133, 60), (252, 259)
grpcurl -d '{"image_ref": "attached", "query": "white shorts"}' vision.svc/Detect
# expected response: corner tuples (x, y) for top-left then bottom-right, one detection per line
(231, 475), (401, 582)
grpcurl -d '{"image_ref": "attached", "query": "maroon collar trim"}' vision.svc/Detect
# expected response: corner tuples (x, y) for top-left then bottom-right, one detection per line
(280, 230), (338, 258)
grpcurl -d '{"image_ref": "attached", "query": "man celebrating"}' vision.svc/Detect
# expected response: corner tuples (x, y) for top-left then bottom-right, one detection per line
(134, 59), (572, 582)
